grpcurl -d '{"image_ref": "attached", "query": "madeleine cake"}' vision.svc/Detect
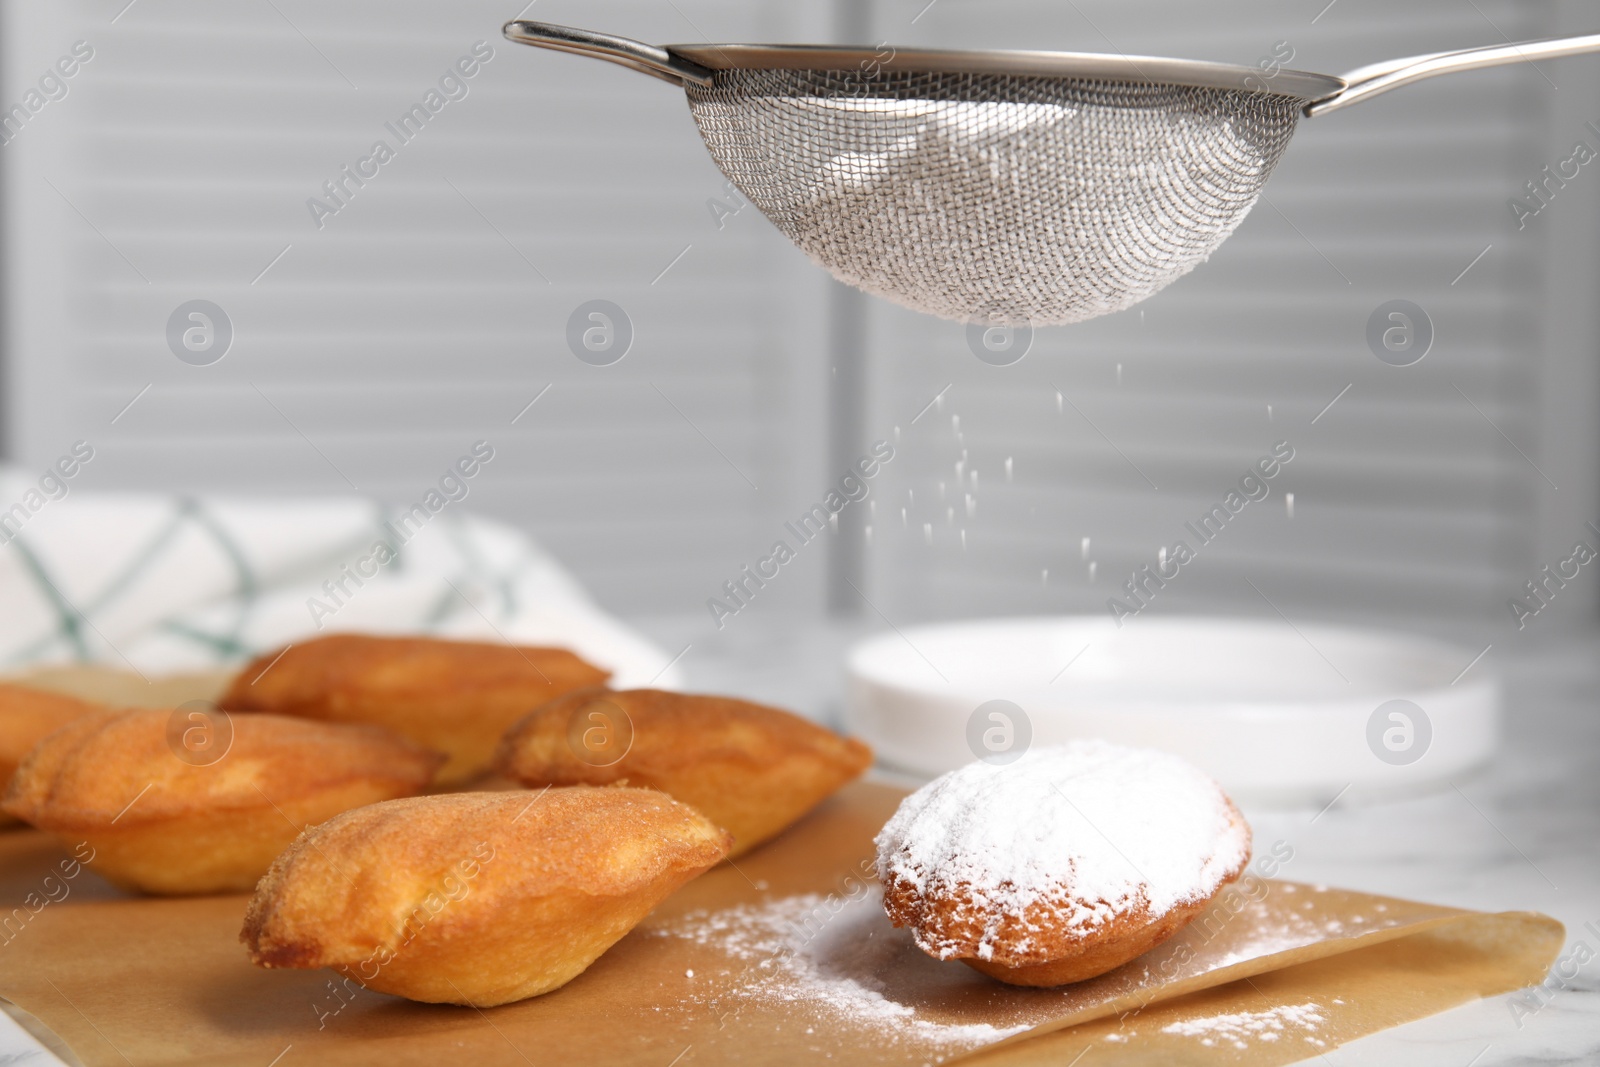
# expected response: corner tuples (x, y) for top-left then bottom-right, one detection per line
(242, 787), (731, 1005)
(3, 707), (442, 894)
(496, 687), (873, 857)
(220, 634), (611, 784)
(875, 741), (1251, 986)
(0, 683), (104, 828)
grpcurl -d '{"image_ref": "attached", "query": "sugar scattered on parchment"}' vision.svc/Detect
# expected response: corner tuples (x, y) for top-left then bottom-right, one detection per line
(1161, 1002), (1327, 1050)
(1209, 894), (1398, 970)
(657, 890), (1030, 1050)
(874, 742), (1250, 960)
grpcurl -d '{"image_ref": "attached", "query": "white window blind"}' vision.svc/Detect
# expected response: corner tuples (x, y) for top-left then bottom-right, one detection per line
(2, 0), (836, 616)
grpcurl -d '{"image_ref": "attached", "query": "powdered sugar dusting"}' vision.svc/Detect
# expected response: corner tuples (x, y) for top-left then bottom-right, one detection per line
(874, 742), (1250, 960)
(649, 876), (1416, 1063)
(1161, 1001), (1328, 1050)
(656, 890), (1031, 1051)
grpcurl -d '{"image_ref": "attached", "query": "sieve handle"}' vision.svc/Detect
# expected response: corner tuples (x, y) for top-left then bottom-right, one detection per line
(502, 21), (716, 89)
(1311, 31), (1600, 116)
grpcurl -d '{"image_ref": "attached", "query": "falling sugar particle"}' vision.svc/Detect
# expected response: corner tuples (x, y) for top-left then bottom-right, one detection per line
(970, 470), (979, 489)
(1005, 457), (1014, 481)
(1081, 537), (1091, 560)
(937, 481), (946, 501)
(908, 488), (914, 506)
(923, 523), (933, 545)
(829, 511), (839, 532)
(1042, 569), (1049, 586)
(936, 393), (946, 412)
(868, 500), (875, 518)
(952, 415), (961, 433)
(946, 506), (955, 525)
(960, 529), (967, 551)
(893, 425), (901, 443)
(1088, 561), (1098, 582)
(1116, 362), (1123, 386)
(864, 525), (872, 545)
(1267, 403), (1275, 421)
(900, 507), (907, 527)
(955, 460), (965, 481)
(1286, 492), (1295, 519)
(1055, 391), (1064, 414)
(1159, 546), (1168, 567)
(965, 494), (976, 517)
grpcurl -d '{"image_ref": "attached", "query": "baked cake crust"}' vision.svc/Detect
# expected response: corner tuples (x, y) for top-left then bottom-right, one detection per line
(221, 634), (611, 784)
(242, 786), (732, 1005)
(3, 707), (442, 894)
(496, 687), (872, 857)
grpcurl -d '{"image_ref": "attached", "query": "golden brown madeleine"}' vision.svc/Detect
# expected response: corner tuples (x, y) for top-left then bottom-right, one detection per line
(2, 708), (442, 895)
(875, 741), (1251, 987)
(242, 787), (731, 1005)
(221, 634), (611, 785)
(0, 683), (104, 827)
(496, 688), (873, 858)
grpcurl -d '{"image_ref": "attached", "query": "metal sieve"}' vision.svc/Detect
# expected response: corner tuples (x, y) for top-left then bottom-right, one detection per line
(505, 21), (1600, 326)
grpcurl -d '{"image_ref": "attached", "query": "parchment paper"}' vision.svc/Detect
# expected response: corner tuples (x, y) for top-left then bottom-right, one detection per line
(0, 783), (1562, 1067)
(0, 669), (1564, 1066)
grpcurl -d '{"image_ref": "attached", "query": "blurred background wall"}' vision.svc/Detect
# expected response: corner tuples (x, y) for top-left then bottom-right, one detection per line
(2, 0), (1597, 642)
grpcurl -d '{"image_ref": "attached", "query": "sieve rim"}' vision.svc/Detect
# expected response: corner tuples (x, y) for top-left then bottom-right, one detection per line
(667, 44), (1345, 102)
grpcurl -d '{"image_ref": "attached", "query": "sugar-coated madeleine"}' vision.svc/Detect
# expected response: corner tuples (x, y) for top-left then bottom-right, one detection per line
(220, 634), (611, 785)
(242, 787), (731, 1005)
(2, 708), (442, 894)
(876, 741), (1251, 986)
(0, 683), (105, 827)
(496, 688), (873, 858)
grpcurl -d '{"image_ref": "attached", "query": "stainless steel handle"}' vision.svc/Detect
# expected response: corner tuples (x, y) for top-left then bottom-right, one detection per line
(502, 21), (716, 88)
(1310, 31), (1600, 116)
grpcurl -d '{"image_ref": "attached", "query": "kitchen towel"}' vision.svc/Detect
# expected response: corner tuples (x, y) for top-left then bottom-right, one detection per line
(0, 466), (672, 683)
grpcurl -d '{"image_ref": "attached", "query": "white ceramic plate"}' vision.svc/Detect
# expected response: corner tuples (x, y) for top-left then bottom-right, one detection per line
(845, 616), (1498, 806)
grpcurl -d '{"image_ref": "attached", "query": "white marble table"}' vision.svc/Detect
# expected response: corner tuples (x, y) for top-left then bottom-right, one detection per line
(4, 620), (1595, 1065)
(1236, 633), (1600, 1065)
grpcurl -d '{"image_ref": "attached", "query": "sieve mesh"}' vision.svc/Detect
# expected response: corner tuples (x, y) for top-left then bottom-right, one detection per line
(686, 70), (1302, 326)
